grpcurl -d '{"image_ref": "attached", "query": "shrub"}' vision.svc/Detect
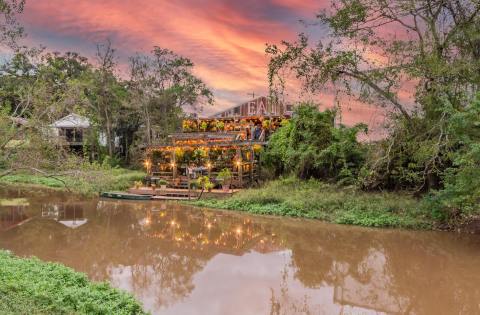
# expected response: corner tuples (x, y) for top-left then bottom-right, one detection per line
(189, 177), (428, 229)
(263, 104), (367, 183)
(0, 250), (147, 315)
(217, 168), (232, 182)
(157, 179), (168, 186)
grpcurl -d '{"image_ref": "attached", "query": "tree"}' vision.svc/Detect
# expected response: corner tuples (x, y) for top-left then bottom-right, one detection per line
(0, 48), (90, 180)
(263, 104), (366, 183)
(86, 40), (126, 156)
(267, 0), (480, 192)
(424, 94), (480, 222)
(0, 0), (25, 49)
(129, 47), (213, 145)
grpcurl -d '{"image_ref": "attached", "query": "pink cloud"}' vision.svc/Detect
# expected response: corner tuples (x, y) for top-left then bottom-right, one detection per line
(17, 0), (408, 135)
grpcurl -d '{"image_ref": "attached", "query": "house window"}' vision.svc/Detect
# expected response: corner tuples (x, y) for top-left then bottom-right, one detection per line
(63, 128), (83, 143)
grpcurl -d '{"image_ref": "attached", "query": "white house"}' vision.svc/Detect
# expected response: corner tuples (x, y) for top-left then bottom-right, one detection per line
(50, 113), (114, 149)
(50, 113), (91, 147)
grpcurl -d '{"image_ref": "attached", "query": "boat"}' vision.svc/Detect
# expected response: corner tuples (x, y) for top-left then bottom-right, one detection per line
(100, 191), (152, 200)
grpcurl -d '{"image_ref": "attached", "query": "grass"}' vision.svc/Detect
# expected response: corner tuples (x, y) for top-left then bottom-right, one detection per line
(0, 250), (148, 315)
(189, 177), (433, 229)
(0, 168), (145, 196)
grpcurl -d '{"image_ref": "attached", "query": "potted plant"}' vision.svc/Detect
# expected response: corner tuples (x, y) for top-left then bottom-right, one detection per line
(253, 144), (263, 154)
(200, 121), (208, 132)
(193, 148), (207, 163)
(217, 168), (232, 191)
(175, 147), (184, 160)
(216, 120), (225, 131)
(182, 120), (192, 132)
(205, 181), (214, 192)
(262, 119), (271, 129)
(158, 179), (168, 190)
(196, 176), (213, 191)
(190, 181), (198, 190)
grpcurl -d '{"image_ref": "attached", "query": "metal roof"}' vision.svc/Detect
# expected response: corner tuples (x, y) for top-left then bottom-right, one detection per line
(51, 113), (90, 128)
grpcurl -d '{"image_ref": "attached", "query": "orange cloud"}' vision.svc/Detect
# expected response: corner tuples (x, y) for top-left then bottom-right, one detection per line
(18, 0), (409, 136)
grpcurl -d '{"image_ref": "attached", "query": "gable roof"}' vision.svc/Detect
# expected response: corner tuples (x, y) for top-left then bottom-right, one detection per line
(51, 113), (90, 128)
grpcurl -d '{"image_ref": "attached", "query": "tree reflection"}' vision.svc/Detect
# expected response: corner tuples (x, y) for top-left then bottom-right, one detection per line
(269, 268), (315, 315)
(276, 222), (480, 314)
(1, 187), (480, 314)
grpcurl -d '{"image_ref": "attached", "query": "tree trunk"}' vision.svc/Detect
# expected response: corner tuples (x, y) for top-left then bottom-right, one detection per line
(104, 109), (114, 156)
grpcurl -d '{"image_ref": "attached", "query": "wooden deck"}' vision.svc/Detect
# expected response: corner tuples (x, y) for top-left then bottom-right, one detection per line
(127, 187), (239, 199)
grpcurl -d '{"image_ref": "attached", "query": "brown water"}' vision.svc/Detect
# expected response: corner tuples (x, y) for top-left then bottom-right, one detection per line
(1, 187), (480, 315)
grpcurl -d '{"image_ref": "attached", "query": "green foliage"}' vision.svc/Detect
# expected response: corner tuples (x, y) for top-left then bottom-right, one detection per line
(266, 0), (480, 222)
(215, 120), (225, 131)
(190, 177), (428, 229)
(0, 166), (145, 196)
(422, 96), (480, 222)
(157, 179), (168, 186)
(263, 104), (366, 183)
(196, 176), (214, 190)
(217, 168), (232, 181)
(130, 47), (213, 145)
(0, 250), (147, 315)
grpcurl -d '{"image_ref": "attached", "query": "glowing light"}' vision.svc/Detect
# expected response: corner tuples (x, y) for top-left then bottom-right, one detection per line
(170, 220), (176, 226)
(207, 223), (212, 229)
(144, 160), (151, 168)
(235, 228), (242, 235)
(236, 161), (241, 166)
(206, 162), (212, 169)
(170, 162), (176, 168)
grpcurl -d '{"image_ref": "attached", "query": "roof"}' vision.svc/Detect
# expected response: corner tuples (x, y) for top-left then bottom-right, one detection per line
(56, 219), (88, 229)
(51, 113), (90, 129)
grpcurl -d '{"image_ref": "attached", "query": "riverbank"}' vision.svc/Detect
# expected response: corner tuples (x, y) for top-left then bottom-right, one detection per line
(189, 178), (434, 229)
(0, 168), (145, 196)
(0, 250), (147, 314)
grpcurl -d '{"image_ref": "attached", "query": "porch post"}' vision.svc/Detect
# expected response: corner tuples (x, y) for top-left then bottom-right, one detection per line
(250, 146), (254, 185)
(236, 147), (243, 188)
(171, 149), (176, 184)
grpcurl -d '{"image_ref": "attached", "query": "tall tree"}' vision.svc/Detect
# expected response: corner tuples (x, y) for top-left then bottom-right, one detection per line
(267, 0), (480, 192)
(0, 0), (25, 49)
(129, 47), (213, 145)
(86, 40), (126, 156)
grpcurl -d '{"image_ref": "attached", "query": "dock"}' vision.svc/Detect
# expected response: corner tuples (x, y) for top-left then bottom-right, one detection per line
(127, 187), (238, 200)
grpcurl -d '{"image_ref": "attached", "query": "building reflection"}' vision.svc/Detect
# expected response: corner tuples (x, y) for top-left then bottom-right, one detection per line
(42, 203), (88, 229)
(0, 198), (31, 232)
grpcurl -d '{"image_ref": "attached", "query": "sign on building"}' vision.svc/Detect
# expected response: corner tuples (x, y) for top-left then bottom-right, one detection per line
(211, 96), (293, 118)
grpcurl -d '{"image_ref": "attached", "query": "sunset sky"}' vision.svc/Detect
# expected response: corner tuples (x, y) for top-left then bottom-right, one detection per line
(19, 0), (386, 135)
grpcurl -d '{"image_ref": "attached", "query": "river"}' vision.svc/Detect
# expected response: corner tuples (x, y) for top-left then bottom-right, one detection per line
(1, 187), (479, 315)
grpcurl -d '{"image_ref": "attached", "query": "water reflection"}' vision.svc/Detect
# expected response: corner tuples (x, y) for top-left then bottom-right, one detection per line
(1, 187), (480, 315)
(0, 197), (30, 231)
(42, 202), (88, 229)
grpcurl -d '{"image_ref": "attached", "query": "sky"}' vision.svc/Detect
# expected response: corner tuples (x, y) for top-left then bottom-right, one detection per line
(18, 0), (387, 136)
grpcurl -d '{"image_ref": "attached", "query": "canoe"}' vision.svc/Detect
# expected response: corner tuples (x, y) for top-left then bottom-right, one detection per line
(100, 191), (152, 200)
